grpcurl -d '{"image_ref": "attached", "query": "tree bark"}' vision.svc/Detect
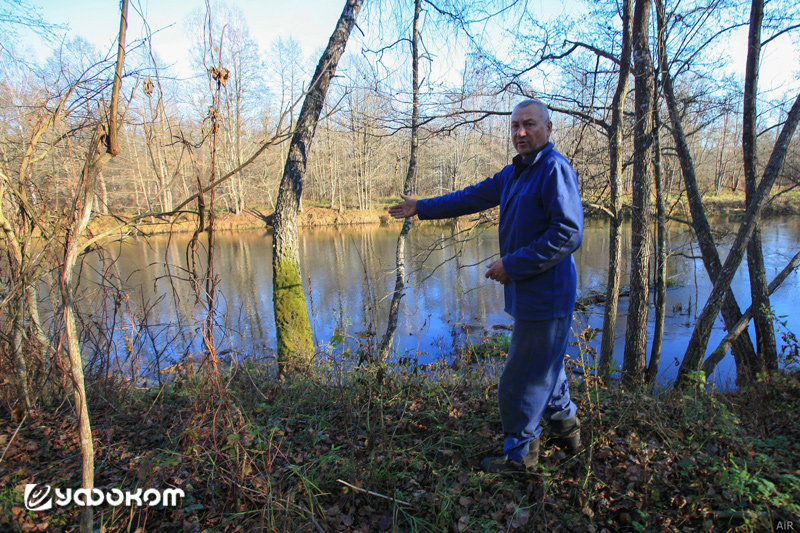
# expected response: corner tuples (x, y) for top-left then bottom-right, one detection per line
(677, 92), (800, 385)
(598, 0), (632, 382)
(703, 249), (800, 376)
(742, 0), (778, 372)
(0, 207), (32, 412)
(647, 98), (666, 388)
(272, 0), (364, 371)
(622, 0), (654, 389)
(377, 0), (421, 364)
(59, 3), (128, 530)
(656, 0), (760, 383)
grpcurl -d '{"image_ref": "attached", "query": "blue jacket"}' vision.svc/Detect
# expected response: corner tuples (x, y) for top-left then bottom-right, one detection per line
(416, 142), (583, 320)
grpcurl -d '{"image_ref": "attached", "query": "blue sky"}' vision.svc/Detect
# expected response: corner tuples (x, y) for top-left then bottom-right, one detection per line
(21, 0), (347, 78)
(17, 0), (800, 97)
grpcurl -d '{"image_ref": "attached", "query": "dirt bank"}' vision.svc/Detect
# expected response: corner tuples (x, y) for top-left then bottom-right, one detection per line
(88, 205), (399, 236)
(88, 191), (800, 237)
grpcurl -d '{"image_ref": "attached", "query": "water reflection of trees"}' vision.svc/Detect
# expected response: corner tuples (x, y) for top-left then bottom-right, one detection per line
(66, 218), (800, 379)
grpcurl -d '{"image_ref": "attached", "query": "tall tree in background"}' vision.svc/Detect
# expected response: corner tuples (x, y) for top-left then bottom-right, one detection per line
(656, 0), (760, 382)
(221, 6), (263, 215)
(377, 0), (421, 363)
(622, 0), (654, 388)
(742, 0), (778, 371)
(598, 0), (632, 381)
(272, 0), (364, 371)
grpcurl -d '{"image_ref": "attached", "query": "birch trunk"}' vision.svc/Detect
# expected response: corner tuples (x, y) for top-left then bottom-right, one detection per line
(377, 0), (421, 364)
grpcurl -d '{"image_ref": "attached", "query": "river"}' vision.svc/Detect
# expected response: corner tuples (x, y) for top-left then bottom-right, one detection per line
(77, 216), (800, 387)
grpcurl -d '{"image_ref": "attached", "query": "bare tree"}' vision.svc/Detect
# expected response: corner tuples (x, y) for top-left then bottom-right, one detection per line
(377, 0), (422, 364)
(742, 0), (778, 371)
(656, 0), (761, 383)
(677, 90), (800, 384)
(622, 0), (655, 388)
(272, 0), (365, 371)
(58, 4), (128, 530)
(647, 98), (666, 387)
(598, 0), (632, 381)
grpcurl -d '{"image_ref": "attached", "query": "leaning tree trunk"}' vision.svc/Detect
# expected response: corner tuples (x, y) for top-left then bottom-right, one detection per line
(376, 0), (421, 364)
(656, 0), (760, 383)
(622, 0), (654, 389)
(703, 249), (800, 376)
(272, 0), (364, 372)
(598, 0), (632, 382)
(676, 92), (800, 386)
(61, 4), (127, 531)
(742, 0), (778, 372)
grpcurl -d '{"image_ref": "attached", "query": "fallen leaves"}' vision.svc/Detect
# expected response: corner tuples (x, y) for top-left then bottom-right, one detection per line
(2, 367), (799, 532)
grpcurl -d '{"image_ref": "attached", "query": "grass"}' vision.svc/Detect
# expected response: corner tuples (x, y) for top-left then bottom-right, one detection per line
(1, 349), (799, 532)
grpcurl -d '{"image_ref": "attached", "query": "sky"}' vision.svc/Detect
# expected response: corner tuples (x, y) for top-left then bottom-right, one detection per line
(16, 0), (800, 98)
(22, 0), (349, 79)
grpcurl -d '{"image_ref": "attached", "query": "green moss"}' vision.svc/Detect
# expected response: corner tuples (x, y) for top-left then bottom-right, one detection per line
(273, 259), (314, 372)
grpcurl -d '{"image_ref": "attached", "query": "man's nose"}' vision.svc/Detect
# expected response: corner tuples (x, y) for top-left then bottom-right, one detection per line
(518, 127), (527, 137)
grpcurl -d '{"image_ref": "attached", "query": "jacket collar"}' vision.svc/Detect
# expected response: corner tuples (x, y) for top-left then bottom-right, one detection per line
(511, 142), (554, 174)
(502, 142), (555, 218)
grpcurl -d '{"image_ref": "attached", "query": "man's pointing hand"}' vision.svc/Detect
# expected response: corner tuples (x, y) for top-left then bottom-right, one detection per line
(388, 193), (418, 219)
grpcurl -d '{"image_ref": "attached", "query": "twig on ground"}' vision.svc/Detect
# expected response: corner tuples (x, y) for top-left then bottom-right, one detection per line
(0, 412), (27, 465)
(337, 478), (415, 507)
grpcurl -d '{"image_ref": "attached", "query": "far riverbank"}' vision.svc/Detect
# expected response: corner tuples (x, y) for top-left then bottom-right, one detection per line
(87, 190), (800, 236)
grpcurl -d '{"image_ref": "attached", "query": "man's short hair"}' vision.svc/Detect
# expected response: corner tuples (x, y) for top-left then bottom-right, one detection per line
(515, 99), (550, 123)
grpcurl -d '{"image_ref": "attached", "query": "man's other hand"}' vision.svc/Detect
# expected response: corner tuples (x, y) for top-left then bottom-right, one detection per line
(388, 193), (418, 219)
(485, 258), (510, 285)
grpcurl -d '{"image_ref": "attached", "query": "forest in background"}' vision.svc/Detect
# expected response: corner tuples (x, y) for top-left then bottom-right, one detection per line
(1, 0), (800, 530)
(3, 0), (798, 215)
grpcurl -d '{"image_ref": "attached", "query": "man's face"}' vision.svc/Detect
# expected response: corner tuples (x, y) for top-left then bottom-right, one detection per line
(510, 104), (552, 157)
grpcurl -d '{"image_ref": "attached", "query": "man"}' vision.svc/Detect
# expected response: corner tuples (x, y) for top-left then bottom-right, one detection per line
(388, 99), (583, 473)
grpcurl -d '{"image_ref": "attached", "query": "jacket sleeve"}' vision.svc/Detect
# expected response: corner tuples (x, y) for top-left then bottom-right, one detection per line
(416, 171), (504, 220)
(502, 159), (583, 280)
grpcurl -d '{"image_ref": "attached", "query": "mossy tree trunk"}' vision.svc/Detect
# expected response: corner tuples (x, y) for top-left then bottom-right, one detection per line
(272, 0), (364, 372)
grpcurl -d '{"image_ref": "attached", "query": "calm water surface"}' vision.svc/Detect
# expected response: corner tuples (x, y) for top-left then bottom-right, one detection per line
(85, 217), (800, 386)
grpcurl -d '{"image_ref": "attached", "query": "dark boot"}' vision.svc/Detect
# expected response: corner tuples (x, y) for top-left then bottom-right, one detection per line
(480, 437), (540, 474)
(547, 416), (581, 453)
